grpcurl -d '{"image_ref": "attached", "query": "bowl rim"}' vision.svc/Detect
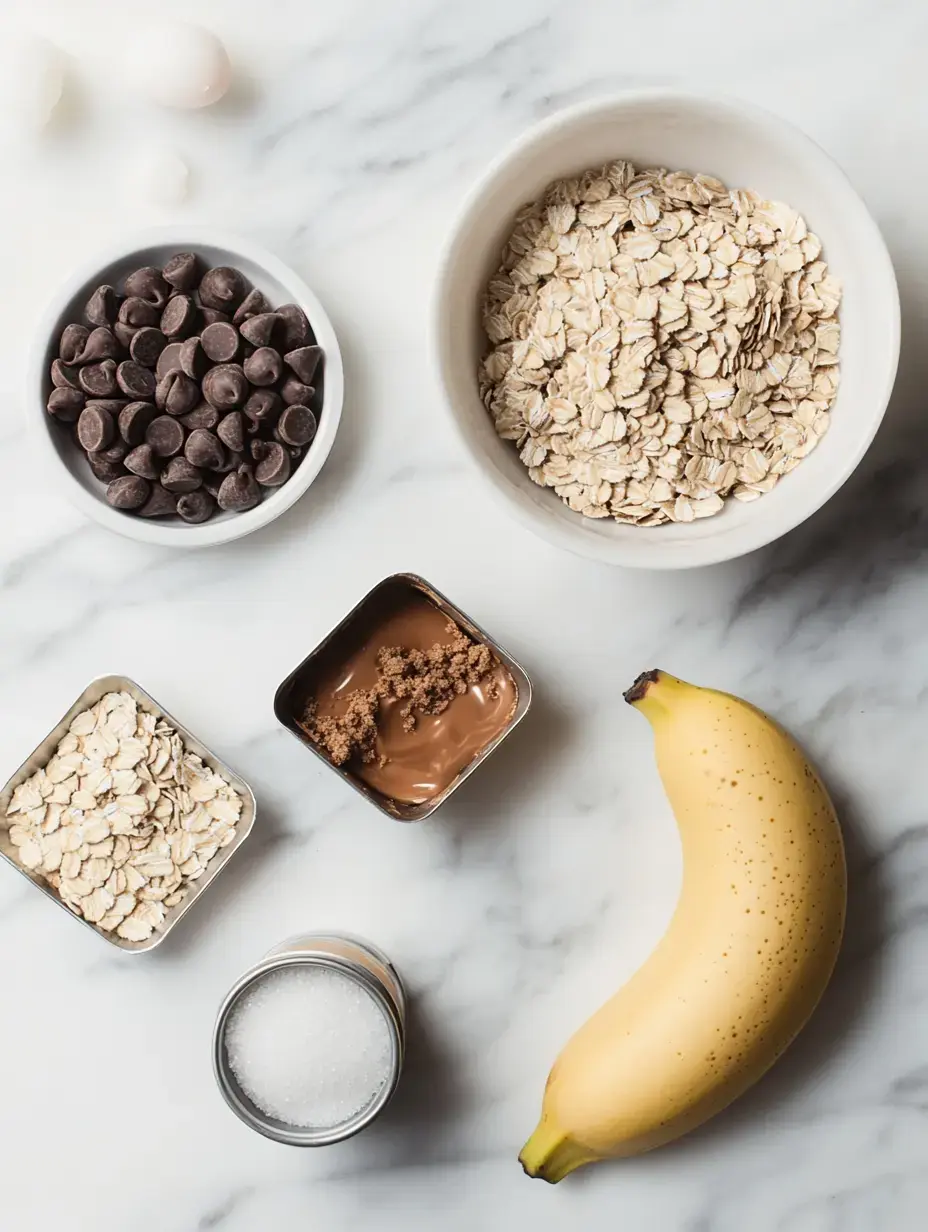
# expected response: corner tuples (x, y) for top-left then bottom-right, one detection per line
(432, 87), (901, 569)
(27, 225), (345, 549)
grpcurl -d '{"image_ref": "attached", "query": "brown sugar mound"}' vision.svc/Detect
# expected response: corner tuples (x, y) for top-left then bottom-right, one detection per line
(378, 624), (496, 731)
(306, 690), (381, 767)
(303, 622), (500, 766)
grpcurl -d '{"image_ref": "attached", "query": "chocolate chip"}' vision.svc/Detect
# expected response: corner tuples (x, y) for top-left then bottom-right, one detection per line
(47, 387), (85, 422)
(185, 428), (225, 470)
(239, 312), (280, 347)
(118, 400), (158, 446)
(85, 285), (118, 328)
(77, 405), (115, 452)
(106, 475), (150, 510)
(215, 448), (243, 474)
(155, 341), (185, 381)
(180, 402), (221, 432)
(51, 359), (80, 389)
(76, 327), (121, 364)
(216, 411), (245, 453)
(285, 345), (323, 385)
(160, 294), (197, 338)
(84, 398), (128, 416)
(96, 440), (129, 465)
(161, 457), (202, 494)
(138, 487), (177, 518)
(47, 252), (311, 524)
(179, 335), (209, 380)
(114, 322), (137, 349)
(116, 360), (156, 400)
(199, 266), (247, 312)
(177, 490), (216, 523)
(145, 415), (185, 458)
(217, 464), (261, 512)
(202, 363), (248, 410)
(200, 321), (240, 363)
(118, 296), (160, 330)
(253, 440), (291, 486)
(280, 375), (315, 406)
(277, 404), (317, 447)
(125, 443), (162, 480)
(162, 252), (201, 292)
(243, 389), (282, 431)
(79, 360), (119, 399)
(199, 308), (230, 327)
(243, 346), (282, 387)
(276, 303), (311, 351)
(130, 327), (168, 368)
(155, 370), (199, 416)
(87, 451), (127, 483)
(233, 288), (269, 325)
(60, 323), (90, 364)
(124, 266), (170, 308)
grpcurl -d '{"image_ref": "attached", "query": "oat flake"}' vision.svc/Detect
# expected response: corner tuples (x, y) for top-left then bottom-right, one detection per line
(5, 693), (243, 940)
(479, 160), (841, 525)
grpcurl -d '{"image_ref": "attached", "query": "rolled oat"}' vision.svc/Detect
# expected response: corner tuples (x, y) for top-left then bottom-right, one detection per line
(479, 161), (841, 526)
(5, 691), (242, 940)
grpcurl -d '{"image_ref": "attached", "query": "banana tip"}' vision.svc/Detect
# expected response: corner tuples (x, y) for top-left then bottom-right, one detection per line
(519, 1151), (563, 1184)
(519, 1125), (596, 1183)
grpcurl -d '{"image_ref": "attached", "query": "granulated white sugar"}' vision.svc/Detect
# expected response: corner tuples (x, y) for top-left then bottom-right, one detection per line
(224, 964), (394, 1129)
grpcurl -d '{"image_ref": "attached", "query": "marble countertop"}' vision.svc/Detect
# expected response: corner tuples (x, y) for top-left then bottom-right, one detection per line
(1, 1), (926, 1229)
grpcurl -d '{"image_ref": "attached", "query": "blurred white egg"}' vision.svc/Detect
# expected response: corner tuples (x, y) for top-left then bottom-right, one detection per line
(0, 34), (65, 138)
(125, 21), (232, 109)
(133, 147), (190, 206)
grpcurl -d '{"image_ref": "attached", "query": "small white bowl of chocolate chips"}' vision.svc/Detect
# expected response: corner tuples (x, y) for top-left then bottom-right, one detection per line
(29, 227), (344, 546)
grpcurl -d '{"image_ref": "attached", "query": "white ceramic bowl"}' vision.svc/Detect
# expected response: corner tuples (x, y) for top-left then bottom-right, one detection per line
(435, 92), (900, 569)
(29, 227), (344, 547)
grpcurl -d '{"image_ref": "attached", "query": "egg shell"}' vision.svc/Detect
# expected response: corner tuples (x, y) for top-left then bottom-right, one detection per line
(0, 34), (64, 137)
(125, 21), (232, 109)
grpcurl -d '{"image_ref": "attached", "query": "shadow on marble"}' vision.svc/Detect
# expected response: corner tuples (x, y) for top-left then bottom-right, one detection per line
(369, 994), (466, 1159)
(307, 993), (503, 1182)
(437, 679), (577, 845)
(143, 797), (290, 962)
(728, 253), (928, 605)
(213, 66), (264, 118)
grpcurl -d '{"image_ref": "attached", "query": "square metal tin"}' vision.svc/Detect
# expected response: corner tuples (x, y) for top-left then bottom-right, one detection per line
(0, 675), (257, 952)
(273, 573), (533, 821)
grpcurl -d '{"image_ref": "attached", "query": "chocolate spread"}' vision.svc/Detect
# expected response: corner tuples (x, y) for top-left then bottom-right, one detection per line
(298, 585), (517, 805)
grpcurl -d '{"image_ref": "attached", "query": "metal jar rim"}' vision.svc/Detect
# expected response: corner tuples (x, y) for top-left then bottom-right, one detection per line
(212, 952), (404, 1147)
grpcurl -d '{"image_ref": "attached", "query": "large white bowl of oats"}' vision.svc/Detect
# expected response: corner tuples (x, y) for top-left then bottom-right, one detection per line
(435, 91), (899, 568)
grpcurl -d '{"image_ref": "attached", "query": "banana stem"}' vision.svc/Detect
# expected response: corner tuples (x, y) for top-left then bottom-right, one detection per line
(624, 669), (661, 705)
(624, 669), (690, 722)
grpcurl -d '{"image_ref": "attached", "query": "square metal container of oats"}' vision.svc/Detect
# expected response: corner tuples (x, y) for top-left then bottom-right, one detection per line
(0, 675), (256, 953)
(273, 572), (533, 822)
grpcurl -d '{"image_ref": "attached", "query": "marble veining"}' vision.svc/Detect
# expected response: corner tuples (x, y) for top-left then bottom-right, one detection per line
(0, 0), (926, 1229)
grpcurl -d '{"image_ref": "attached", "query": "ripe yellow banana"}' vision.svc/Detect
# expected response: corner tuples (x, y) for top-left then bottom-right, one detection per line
(520, 670), (846, 1182)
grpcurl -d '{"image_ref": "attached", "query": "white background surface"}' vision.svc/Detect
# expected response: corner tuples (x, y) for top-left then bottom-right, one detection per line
(0, 2), (926, 1230)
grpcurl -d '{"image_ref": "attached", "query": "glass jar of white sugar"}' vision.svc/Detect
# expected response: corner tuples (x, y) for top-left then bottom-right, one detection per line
(212, 933), (406, 1145)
